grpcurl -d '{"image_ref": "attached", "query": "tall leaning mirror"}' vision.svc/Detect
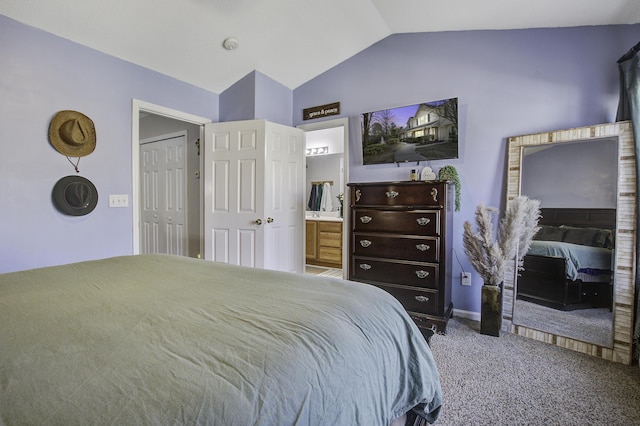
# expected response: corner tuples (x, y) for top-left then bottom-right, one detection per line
(502, 122), (636, 365)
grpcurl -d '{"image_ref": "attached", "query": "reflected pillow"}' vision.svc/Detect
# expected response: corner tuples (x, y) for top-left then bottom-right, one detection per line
(603, 229), (615, 249)
(534, 225), (566, 241)
(560, 225), (613, 248)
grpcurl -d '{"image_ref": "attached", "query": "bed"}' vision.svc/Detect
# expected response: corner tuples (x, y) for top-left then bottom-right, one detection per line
(0, 254), (441, 425)
(516, 208), (615, 311)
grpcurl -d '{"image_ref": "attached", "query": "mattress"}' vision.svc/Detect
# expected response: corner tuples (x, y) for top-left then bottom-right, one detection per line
(527, 240), (613, 280)
(0, 254), (441, 425)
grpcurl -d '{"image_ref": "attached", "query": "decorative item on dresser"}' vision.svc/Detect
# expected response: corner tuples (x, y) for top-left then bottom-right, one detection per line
(347, 180), (454, 333)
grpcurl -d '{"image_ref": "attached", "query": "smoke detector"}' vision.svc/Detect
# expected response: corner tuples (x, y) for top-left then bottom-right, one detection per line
(222, 37), (239, 51)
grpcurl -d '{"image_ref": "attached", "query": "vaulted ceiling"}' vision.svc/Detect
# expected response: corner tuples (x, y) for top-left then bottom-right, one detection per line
(2, 0), (639, 93)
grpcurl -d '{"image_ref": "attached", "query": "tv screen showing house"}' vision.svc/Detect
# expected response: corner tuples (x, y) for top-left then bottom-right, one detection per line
(360, 98), (458, 165)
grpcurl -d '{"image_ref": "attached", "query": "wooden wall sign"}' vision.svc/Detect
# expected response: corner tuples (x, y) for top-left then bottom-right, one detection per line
(303, 102), (340, 121)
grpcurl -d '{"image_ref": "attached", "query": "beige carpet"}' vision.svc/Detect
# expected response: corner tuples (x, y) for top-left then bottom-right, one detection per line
(430, 317), (640, 425)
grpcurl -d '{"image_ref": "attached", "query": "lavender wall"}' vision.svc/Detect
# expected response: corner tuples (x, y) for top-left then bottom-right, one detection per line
(219, 72), (256, 122)
(220, 71), (294, 126)
(0, 15), (218, 273)
(255, 72), (293, 126)
(293, 25), (640, 313)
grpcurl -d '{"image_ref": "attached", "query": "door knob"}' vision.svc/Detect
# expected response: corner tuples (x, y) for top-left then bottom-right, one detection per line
(266, 217), (274, 223)
(255, 219), (263, 225)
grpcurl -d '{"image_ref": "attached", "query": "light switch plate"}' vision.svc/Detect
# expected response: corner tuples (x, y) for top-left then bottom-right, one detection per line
(108, 194), (129, 208)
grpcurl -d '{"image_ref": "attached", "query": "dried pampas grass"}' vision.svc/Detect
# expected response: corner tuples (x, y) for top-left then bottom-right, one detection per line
(463, 196), (540, 287)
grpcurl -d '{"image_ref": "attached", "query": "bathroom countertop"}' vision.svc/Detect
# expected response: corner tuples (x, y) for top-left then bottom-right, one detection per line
(305, 215), (343, 222)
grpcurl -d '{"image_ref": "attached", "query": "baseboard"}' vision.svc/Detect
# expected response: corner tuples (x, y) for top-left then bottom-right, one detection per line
(453, 308), (480, 322)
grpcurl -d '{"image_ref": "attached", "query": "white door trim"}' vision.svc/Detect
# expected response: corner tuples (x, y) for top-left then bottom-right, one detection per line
(131, 99), (211, 254)
(297, 117), (350, 278)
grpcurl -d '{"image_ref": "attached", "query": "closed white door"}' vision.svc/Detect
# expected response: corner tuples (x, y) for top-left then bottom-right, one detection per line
(140, 132), (187, 255)
(203, 120), (304, 272)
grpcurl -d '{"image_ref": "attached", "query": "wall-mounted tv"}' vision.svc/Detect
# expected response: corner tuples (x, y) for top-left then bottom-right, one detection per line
(360, 97), (458, 165)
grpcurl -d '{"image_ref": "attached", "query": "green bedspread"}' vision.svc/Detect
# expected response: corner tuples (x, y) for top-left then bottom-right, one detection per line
(0, 254), (441, 425)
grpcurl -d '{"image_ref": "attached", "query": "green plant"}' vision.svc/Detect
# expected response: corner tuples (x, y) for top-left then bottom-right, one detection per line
(437, 165), (461, 211)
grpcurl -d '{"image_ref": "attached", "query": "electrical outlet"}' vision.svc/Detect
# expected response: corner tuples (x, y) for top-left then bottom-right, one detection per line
(461, 272), (471, 286)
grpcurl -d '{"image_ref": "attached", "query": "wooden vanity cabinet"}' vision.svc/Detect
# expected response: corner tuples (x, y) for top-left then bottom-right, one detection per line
(347, 181), (454, 333)
(305, 221), (318, 260)
(306, 220), (343, 269)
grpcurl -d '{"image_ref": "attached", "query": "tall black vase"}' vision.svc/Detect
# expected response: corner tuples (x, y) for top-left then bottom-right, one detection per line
(480, 283), (503, 337)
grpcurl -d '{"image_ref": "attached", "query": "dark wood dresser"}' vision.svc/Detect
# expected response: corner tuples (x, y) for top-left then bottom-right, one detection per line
(347, 181), (453, 333)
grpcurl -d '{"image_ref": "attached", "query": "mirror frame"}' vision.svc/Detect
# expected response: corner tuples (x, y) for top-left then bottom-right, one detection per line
(503, 121), (635, 365)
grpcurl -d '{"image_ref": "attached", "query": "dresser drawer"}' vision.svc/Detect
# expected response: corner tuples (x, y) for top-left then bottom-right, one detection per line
(319, 233), (341, 248)
(318, 221), (342, 233)
(353, 234), (439, 262)
(318, 246), (342, 264)
(351, 183), (445, 207)
(376, 283), (439, 316)
(353, 209), (439, 235)
(319, 226), (342, 248)
(350, 257), (439, 289)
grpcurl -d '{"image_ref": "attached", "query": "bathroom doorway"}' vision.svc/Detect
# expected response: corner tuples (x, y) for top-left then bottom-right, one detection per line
(298, 118), (349, 279)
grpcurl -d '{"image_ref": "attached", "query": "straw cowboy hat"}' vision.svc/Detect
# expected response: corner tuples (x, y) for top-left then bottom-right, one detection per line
(49, 110), (96, 157)
(52, 175), (98, 216)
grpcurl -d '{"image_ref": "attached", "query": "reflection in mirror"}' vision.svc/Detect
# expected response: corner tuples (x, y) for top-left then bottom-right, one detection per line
(503, 122), (635, 365)
(514, 138), (617, 347)
(305, 153), (344, 214)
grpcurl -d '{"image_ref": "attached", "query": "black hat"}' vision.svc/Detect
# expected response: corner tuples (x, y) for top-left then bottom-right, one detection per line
(52, 175), (98, 216)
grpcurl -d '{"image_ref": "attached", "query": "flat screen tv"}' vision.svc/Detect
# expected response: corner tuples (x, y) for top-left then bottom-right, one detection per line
(360, 97), (458, 165)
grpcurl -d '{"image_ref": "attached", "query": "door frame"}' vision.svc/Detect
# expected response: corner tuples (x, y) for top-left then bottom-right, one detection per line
(131, 99), (211, 255)
(297, 117), (350, 277)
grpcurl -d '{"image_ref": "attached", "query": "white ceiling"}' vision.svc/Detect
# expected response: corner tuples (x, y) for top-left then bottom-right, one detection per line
(2, 0), (639, 93)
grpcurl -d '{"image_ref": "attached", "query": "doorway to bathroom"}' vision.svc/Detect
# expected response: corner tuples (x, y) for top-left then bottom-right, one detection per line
(297, 118), (349, 280)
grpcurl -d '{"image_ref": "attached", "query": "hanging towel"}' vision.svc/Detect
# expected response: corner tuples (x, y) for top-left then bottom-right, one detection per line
(315, 184), (323, 211)
(320, 182), (333, 212)
(308, 184), (317, 211)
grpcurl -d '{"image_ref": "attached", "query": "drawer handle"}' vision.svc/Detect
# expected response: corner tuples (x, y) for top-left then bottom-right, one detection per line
(359, 263), (372, 270)
(416, 217), (431, 226)
(416, 244), (430, 251)
(431, 188), (438, 202)
(360, 240), (372, 248)
(385, 190), (399, 198)
(415, 270), (430, 279)
(360, 215), (372, 224)
(415, 295), (430, 303)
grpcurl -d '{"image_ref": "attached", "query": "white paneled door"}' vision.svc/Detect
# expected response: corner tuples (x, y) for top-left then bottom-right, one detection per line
(140, 132), (187, 256)
(203, 120), (304, 273)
